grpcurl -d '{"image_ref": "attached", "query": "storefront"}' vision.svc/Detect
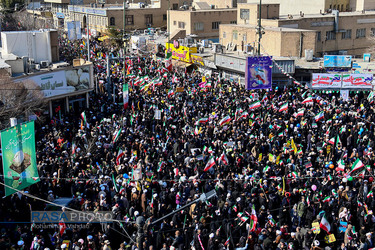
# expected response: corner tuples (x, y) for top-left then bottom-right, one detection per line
(14, 63), (94, 118)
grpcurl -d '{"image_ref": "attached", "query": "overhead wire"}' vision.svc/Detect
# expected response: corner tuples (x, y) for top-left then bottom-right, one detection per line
(0, 180), (137, 244)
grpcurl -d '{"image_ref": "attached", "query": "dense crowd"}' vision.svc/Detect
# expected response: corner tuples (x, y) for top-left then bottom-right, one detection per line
(0, 35), (375, 250)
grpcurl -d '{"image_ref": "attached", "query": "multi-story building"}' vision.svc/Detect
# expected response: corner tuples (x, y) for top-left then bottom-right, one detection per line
(220, 2), (375, 57)
(168, 7), (237, 40)
(46, 0), (193, 33)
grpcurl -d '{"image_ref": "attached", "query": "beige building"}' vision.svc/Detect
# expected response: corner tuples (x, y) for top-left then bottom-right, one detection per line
(192, 0), (247, 9)
(247, 0), (351, 15)
(168, 8), (237, 39)
(220, 3), (375, 57)
(46, 0), (193, 33)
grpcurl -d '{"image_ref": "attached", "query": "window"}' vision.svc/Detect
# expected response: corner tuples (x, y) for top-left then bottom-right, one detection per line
(212, 21), (221, 30)
(223, 32), (226, 38)
(178, 22), (185, 29)
(145, 14), (153, 25)
(356, 28), (366, 38)
(233, 30), (238, 40)
(317, 31), (321, 41)
(110, 17), (115, 26)
(240, 9), (249, 19)
(125, 15), (134, 25)
(173, 21), (177, 25)
(172, 3), (178, 10)
(230, 21), (237, 24)
(194, 22), (204, 31)
(163, 14), (167, 21)
(371, 28), (375, 37)
(326, 31), (336, 40)
(243, 33), (247, 42)
(341, 29), (351, 39)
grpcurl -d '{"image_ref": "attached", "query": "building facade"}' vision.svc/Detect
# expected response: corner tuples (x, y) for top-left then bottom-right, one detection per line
(168, 8), (237, 40)
(45, 0), (193, 33)
(220, 3), (375, 57)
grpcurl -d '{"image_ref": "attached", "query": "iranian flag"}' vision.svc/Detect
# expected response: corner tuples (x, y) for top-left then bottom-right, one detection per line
(351, 158), (364, 173)
(302, 96), (313, 104)
(112, 128), (122, 143)
(218, 152), (229, 165)
(123, 83), (129, 109)
(194, 126), (199, 135)
(249, 101), (261, 110)
(204, 157), (215, 172)
(297, 108), (305, 116)
(367, 191), (373, 198)
(195, 118), (209, 125)
(165, 49), (172, 71)
(218, 115), (231, 126)
(314, 112), (324, 122)
(168, 89), (174, 98)
(328, 137), (335, 145)
(116, 149), (124, 165)
(59, 219), (66, 236)
(174, 168), (179, 176)
(81, 111), (87, 124)
(249, 205), (258, 232)
(323, 196), (331, 203)
(157, 161), (166, 172)
(279, 103), (288, 112)
(320, 215), (330, 233)
(239, 112), (249, 120)
(241, 216), (249, 222)
(337, 159), (345, 171)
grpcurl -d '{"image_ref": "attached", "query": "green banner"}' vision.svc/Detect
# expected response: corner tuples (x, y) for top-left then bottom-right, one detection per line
(1, 121), (39, 196)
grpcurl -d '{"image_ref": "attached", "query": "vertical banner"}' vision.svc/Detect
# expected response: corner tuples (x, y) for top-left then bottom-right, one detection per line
(1, 121), (39, 196)
(123, 83), (129, 109)
(340, 89), (349, 101)
(245, 56), (272, 90)
(67, 21), (82, 40)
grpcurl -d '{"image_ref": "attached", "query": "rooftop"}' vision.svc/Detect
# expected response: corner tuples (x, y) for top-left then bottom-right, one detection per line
(220, 24), (315, 32)
(278, 10), (375, 20)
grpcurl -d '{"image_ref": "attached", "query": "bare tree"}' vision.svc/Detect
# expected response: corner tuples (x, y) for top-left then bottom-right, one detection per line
(0, 75), (47, 130)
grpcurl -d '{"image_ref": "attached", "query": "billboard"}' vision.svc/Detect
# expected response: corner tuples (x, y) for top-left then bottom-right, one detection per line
(245, 56), (272, 90)
(165, 43), (197, 63)
(18, 66), (91, 98)
(323, 55), (352, 68)
(342, 74), (373, 89)
(1, 122), (39, 196)
(67, 21), (82, 40)
(312, 73), (373, 89)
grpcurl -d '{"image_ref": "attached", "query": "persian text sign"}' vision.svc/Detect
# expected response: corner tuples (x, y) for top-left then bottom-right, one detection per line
(311, 74), (342, 89)
(1, 122), (39, 196)
(342, 74), (373, 89)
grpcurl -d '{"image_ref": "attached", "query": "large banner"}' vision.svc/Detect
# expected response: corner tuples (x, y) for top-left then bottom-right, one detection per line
(17, 66), (91, 98)
(312, 74), (342, 89)
(342, 74), (373, 89)
(1, 122), (39, 196)
(324, 55), (352, 68)
(312, 73), (373, 89)
(245, 56), (272, 90)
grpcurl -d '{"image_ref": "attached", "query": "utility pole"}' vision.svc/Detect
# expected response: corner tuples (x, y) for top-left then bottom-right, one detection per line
(86, 14), (90, 62)
(258, 0), (262, 56)
(168, 0), (170, 43)
(122, 0), (126, 104)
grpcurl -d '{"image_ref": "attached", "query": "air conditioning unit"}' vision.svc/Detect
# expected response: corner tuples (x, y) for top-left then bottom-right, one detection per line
(35, 64), (41, 70)
(40, 61), (49, 68)
(29, 58), (35, 64)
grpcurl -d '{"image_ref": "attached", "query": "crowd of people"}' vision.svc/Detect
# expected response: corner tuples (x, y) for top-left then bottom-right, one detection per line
(0, 34), (375, 250)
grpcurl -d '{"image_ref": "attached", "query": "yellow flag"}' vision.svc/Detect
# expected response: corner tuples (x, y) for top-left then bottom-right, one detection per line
(258, 153), (262, 162)
(268, 153), (275, 163)
(276, 155), (281, 165)
(291, 139), (298, 155)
